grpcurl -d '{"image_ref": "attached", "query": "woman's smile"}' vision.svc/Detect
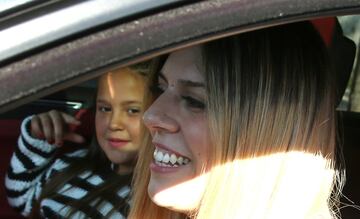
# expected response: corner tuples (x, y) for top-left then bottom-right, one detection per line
(150, 143), (191, 173)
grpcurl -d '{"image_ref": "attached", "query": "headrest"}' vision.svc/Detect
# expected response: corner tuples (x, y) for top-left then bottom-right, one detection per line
(312, 17), (356, 106)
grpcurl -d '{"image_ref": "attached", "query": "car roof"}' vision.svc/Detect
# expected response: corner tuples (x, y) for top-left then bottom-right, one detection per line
(0, 0), (359, 113)
(0, 0), (185, 62)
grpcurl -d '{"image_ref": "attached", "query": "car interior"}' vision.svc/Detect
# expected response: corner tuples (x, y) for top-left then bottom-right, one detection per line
(0, 80), (97, 218)
(0, 2), (359, 218)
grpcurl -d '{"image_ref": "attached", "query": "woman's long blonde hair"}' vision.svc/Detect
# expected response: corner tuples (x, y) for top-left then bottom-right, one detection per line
(129, 21), (344, 219)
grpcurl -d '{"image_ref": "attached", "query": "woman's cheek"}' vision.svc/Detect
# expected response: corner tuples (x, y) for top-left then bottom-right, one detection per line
(189, 117), (210, 168)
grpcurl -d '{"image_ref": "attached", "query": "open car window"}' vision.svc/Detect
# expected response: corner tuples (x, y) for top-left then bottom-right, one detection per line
(339, 15), (360, 112)
(0, 1), (360, 218)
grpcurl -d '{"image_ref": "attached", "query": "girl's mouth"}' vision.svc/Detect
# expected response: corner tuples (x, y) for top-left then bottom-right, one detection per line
(108, 138), (130, 148)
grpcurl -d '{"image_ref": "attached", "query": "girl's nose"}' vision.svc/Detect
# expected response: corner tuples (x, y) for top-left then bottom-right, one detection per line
(109, 112), (125, 131)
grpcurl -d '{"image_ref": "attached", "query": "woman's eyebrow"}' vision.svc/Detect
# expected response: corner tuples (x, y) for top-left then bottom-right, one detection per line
(159, 71), (204, 87)
(178, 79), (204, 88)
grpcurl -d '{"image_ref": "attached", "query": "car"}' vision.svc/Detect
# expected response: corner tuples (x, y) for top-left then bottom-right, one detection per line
(0, 0), (359, 218)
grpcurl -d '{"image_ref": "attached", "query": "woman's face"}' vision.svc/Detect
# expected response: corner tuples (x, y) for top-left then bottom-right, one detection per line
(96, 68), (145, 169)
(143, 46), (211, 212)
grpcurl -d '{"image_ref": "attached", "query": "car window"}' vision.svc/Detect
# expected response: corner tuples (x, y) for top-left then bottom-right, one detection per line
(0, 1), (359, 219)
(338, 15), (360, 113)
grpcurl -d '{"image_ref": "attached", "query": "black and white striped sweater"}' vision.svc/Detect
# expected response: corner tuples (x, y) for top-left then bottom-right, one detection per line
(5, 116), (131, 218)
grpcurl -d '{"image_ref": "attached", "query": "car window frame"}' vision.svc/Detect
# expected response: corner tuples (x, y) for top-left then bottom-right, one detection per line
(0, 0), (359, 113)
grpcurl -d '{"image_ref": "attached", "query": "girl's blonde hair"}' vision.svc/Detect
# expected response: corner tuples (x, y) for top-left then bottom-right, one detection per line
(129, 22), (344, 219)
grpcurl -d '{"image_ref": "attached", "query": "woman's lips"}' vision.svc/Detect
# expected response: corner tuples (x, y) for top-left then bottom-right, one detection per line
(150, 143), (191, 173)
(108, 138), (130, 148)
(150, 161), (183, 173)
(153, 143), (190, 160)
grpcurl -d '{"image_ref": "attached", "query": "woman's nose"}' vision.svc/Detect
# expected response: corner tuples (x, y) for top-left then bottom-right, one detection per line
(143, 97), (179, 133)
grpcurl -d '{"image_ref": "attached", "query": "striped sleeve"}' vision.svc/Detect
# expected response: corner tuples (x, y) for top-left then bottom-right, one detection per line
(40, 172), (130, 218)
(5, 115), (59, 216)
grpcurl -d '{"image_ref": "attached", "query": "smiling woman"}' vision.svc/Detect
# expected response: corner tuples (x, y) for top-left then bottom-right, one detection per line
(144, 47), (210, 211)
(129, 21), (344, 219)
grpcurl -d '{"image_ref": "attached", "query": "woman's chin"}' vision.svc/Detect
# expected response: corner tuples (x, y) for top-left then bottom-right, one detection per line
(149, 189), (194, 213)
(148, 173), (208, 213)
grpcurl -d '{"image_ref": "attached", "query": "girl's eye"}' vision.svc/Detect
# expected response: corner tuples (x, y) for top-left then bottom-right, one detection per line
(127, 107), (141, 115)
(181, 96), (205, 110)
(98, 105), (111, 112)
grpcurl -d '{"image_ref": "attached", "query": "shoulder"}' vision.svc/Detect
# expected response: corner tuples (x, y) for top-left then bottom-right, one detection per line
(63, 148), (88, 158)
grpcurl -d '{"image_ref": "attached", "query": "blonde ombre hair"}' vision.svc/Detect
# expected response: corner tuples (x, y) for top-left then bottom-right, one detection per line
(129, 22), (344, 219)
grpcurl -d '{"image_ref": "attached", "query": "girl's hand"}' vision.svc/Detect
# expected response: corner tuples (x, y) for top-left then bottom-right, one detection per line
(30, 110), (85, 146)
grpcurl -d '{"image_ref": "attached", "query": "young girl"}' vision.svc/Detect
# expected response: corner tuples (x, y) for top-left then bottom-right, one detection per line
(6, 66), (147, 218)
(129, 22), (344, 219)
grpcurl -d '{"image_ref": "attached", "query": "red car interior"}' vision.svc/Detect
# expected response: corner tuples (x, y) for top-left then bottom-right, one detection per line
(0, 109), (94, 218)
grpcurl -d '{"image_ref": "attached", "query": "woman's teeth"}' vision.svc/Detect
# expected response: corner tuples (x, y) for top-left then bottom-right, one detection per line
(153, 148), (190, 167)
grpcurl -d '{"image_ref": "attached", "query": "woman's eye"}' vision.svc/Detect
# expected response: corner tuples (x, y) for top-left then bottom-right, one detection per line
(98, 106), (111, 112)
(150, 84), (165, 96)
(181, 96), (205, 110)
(150, 84), (164, 95)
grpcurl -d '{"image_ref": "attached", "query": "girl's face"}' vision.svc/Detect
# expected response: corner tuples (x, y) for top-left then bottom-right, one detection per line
(96, 68), (145, 169)
(143, 46), (211, 212)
